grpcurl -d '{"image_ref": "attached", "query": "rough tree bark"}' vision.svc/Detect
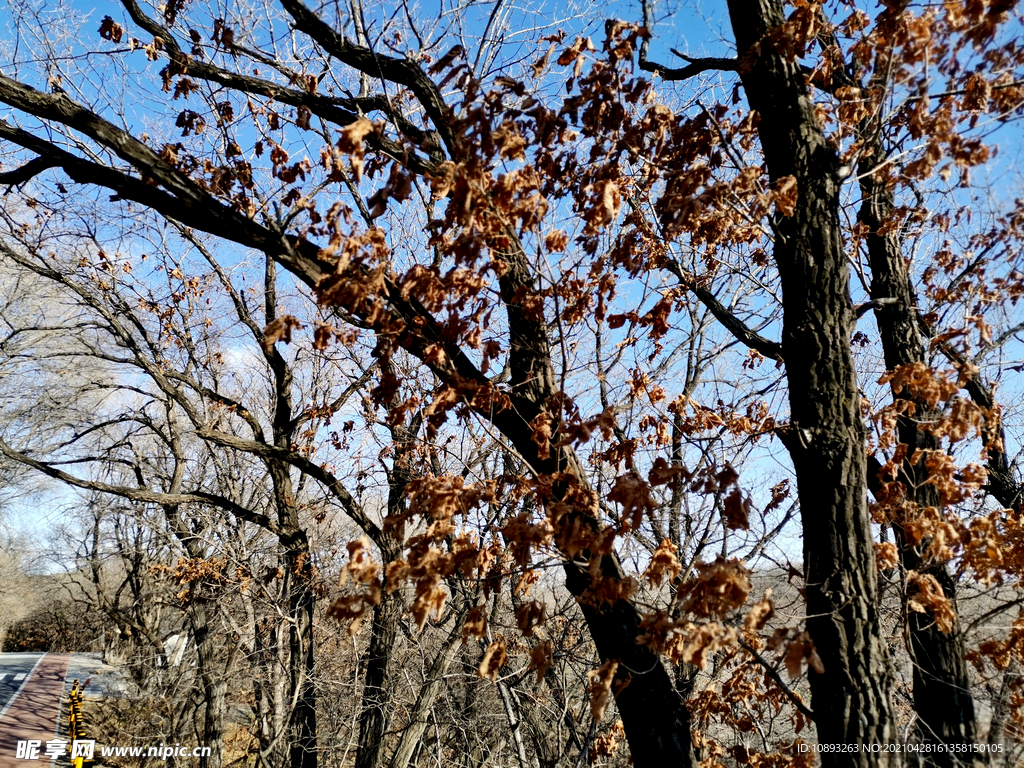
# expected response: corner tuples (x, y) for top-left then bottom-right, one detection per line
(860, 121), (979, 763)
(727, 0), (897, 762)
(263, 256), (318, 768)
(354, 588), (403, 768)
(794, 6), (985, 752)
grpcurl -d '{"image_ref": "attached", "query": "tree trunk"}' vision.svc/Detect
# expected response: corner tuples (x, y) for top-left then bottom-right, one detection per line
(252, 614), (290, 768)
(264, 254), (318, 768)
(355, 374), (415, 768)
(563, 559), (695, 768)
(387, 607), (467, 768)
(491, 191), (696, 765)
(191, 605), (227, 768)
(285, 548), (318, 768)
(495, 676), (532, 768)
(726, 0), (896, 761)
(355, 587), (403, 768)
(860, 130), (979, 763)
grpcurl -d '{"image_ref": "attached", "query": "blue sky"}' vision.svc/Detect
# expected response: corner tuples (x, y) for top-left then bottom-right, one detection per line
(2, 0), (1024, 575)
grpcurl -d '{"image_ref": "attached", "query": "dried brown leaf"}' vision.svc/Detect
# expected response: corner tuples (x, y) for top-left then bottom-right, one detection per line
(526, 640), (554, 683)
(478, 636), (508, 681)
(262, 315), (303, 351)
(587, 659), (619, 721)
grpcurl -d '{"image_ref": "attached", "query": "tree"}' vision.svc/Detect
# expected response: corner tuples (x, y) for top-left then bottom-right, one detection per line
(0, 223), (371, 767)
(2, 0), (1024, 765)
(0, 537), (37, 650)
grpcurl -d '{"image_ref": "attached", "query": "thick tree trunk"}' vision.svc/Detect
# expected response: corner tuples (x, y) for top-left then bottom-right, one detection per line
(860, 135), (979, 764)
(355, 587), (403, 768)
(727, 0), (896, 762)
(564, 558), (695, 768)
(285, 548), (318, 768)
(493, 208), (696, 765)
(191, 606), (227, 768)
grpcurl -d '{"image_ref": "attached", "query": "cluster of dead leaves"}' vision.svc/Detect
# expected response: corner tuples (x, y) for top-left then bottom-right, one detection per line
(969, 607), (1024, 672)
(586, 659), (621, 721)
(690, 638), (816, 766)
(151, 556), (234, 605)
(767, 628), (825, 679)
(635, 574), (771, 669)
(677, 557), (752, 619)
(906, 571), (958, 633)
(638, 615), (738, 669)
(643, 538), (682, 587)
(326, 538), (383, 635)
(590, 720), (625, 764)
(960, 507), (1024, 585)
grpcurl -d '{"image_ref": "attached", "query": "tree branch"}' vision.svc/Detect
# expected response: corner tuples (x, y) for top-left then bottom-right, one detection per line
(117, 0), (440, 173)
(638, 0), (737, 81)
(924, 314), (1024, 509)
(276, 0), (458, 159)
(0, 155), (58, 188)
(198, 427), (384, 543)
(0, 435), (281, 534)
(737, 637), (816, 721)
(638, 52), (738, 81)
(624, 195), (783, 361)
(688, 283), (783, 360)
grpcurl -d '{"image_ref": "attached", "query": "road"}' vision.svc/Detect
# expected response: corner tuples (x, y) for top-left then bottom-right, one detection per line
(0, 653), (70, 768)
(0, 654), (43, 720)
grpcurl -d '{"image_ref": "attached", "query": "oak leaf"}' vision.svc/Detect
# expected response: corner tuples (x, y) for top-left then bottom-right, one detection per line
(679, 556), (751, 619)
(462, 605), (488, 642)
(587, 659), (619, 721)
(99, 15), (124, 43)
(478, 635), (508, 681)
(772, 175), (799, 217)
(516, 600), (547, 636)
(743, 589), (774, 632)
(875, 542), (899, 571)
(723, 488), (751, 530)
(643, 539), (682, 587)
(526, 640), (554, 683)
(262, 315), (303, 351)
(770, 629), (825, 678)
(907, 571), (958, 633)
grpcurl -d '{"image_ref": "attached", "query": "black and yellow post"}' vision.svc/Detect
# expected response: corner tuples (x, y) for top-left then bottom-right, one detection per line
(65, 678), (94, 768)
(67, 680), (78, 740)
